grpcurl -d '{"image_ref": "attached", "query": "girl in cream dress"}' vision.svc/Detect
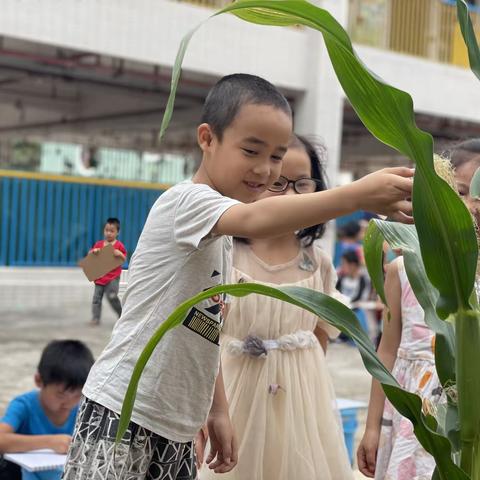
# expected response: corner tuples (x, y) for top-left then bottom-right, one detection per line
(201, 136), (353, 480)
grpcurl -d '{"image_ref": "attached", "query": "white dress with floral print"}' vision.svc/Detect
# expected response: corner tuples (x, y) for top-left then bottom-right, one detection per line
(375, 256), (442, 480)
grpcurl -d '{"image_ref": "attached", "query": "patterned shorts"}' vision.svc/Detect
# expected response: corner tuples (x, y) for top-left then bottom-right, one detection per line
(62, 397), (197, 480)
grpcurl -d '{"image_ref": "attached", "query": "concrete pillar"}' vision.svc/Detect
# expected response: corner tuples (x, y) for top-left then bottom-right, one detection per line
(294, 0), (348, 186)
(293, 0), (349, 255)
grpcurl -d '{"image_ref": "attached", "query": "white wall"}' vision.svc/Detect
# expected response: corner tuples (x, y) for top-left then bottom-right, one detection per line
(2, 0), (480, 123)
(0, 0), (308, 92)
(293, 0), (350, 258)
(355, 45), (480, 124)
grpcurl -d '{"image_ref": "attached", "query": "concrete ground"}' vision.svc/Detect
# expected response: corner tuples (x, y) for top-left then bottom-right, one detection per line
(0, 301), (371, 478)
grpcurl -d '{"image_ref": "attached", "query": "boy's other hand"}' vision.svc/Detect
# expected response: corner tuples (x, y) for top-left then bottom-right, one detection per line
(206, 411), (238, 473)
(353, 167), (414, 223)
(92, 248), (100, 255)
(194, 425), (209, 470)
(48, 434), (72, 453)
(356, 428), (379, 478)
(113, 249), (124, 259)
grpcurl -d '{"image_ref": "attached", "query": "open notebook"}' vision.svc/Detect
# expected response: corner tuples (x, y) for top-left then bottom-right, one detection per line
(4, 449), (66, 472)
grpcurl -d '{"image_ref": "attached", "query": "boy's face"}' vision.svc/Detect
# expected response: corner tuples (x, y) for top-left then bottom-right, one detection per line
(104, 223), (119, 242)
(197, 104), (292, 203)
(341, 259), (358, 277)
(456, 158), (480, 226)
(35, 375), (82, 416)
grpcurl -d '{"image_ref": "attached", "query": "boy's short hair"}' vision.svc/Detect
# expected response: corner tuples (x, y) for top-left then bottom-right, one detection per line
(37, 340), (94, 390)
(341, 221), (361, 239)
(447, 138), (480, 168)
(201, 73), (292, 140)
(105, 217), (121, 231)
(342, 250), (360, 265)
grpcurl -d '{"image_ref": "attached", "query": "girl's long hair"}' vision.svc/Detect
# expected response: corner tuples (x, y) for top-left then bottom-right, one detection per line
(292, 135), (328, 246)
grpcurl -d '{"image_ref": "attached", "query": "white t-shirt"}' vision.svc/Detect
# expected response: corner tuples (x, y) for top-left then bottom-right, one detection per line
(83, 181), (240, 442)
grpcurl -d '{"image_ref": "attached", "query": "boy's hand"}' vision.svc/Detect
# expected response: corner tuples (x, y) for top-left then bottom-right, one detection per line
(194, 425), (209, 470)
(113, 249), (125, 259)
(357, 428), (380, 478)
(91, 248), (100, 255)
(206, 411), (237, 473)
(47, 434), (72, 454)
(353, 167), (414, 223)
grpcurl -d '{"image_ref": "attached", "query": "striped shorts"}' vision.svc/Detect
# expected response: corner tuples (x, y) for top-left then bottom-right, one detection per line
(62, 397), (197, 480)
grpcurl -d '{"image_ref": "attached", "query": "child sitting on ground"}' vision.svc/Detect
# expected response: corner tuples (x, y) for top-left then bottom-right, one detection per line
(0, 340), (94, 480)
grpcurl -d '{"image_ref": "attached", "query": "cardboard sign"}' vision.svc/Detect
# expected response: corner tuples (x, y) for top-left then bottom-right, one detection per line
(78, 243), (124, 282)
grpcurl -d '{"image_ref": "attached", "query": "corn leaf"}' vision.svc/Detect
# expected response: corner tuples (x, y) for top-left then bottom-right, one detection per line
(470, 167), (480, 199)
(363, 220), (387, 305)
(364, 220), (456, 386)
(364, 219), (461, 457)
(160, 0), (477, 317)
(433, 468), (443, 480)
(229, 0), (479, 317)
(455, 309), (480, 473)
(158, 21), (206, 142)
(137, 1), (480, 476)
(456, 0), (480, 82)
(116, 283), (467, 479)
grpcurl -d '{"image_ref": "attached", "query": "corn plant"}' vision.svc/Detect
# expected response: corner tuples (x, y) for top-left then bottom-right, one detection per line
(117, 1), (480, 478)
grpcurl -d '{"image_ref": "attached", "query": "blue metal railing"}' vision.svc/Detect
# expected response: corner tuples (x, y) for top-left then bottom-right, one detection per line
(0, 172), (165, 267)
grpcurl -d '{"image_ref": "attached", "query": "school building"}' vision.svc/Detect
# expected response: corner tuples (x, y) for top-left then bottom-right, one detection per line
(1, 0), (480, 278)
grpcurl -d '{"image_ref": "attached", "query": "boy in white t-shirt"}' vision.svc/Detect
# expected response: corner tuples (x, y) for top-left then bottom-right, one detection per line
(62, 73), (413, 480)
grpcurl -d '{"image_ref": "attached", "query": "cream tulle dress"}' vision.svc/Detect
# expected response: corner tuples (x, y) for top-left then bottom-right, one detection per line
(202, 241), (353, 480)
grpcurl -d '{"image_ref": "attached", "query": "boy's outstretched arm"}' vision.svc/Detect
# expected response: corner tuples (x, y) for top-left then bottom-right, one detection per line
(205, 366), (238, 473)
(214, 167), (413, 238)
(0, 423), (71, 454)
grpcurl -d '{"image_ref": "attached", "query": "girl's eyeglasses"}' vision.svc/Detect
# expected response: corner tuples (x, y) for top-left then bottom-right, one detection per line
(268, 176), (321, 194)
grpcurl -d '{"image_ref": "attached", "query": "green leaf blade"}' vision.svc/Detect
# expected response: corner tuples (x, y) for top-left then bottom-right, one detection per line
(116, 283), (465, 478)
(470, 166), (480, 199)
(456, 0), (480, 82)
(159, 0), (477, 317)
(365, 219), (457, 386)
(364, 220), (387, 305)
(413, 174), (477, 317)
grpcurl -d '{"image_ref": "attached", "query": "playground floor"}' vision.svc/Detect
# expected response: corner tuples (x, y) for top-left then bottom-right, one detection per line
(0, 301), (371, 477)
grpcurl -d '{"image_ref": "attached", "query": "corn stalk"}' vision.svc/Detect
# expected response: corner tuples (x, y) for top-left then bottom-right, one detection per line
(116, 1), (480, 477)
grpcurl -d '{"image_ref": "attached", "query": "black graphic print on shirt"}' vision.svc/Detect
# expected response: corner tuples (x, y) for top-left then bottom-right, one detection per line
(182, 269), (225, 345)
